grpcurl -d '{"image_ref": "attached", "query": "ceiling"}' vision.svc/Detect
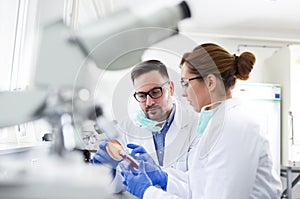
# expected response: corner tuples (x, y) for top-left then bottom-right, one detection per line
(74, 0), (300, 43)
(179, 0), (300, 42)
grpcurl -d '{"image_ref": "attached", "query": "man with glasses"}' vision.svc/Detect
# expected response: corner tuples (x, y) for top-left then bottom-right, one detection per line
(93, 60), (199, 193)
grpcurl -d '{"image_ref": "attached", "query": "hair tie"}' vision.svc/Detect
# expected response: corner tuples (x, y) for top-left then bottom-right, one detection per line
(234, 54), (239, 62)
(233, 54), (239, 75)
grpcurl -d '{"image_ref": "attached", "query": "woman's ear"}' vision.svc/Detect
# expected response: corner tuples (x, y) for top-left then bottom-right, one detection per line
(205, 74), (217, 91)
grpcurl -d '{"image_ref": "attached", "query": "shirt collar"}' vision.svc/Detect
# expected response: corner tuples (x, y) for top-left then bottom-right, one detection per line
(165, 103), (176, 127)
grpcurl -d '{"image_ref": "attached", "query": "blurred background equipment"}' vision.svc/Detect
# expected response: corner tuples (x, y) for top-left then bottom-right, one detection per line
(34, 1), (191, 89)
(0, 0), (191, 154)
(232, 82), (281, 176)
(0, 1), (192, 198)
(0, 90), (47, 128)
(264, 45), (300, 167)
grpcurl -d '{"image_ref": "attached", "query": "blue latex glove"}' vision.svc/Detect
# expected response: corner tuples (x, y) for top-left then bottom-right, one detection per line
(142, 161), (168, 190)
(92, 140), (120, 169)
(127, 143), (156, 165)
(127, 144), (168, 190)
(121, 161), (152, 198)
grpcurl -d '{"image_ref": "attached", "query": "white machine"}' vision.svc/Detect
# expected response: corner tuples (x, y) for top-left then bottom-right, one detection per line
(232, 82), (281, 176)
(264, 45), (300, 167)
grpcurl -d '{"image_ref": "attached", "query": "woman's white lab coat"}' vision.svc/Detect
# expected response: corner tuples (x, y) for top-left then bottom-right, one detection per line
(111, 100), (200, 193)
(143, 99), (282, 199)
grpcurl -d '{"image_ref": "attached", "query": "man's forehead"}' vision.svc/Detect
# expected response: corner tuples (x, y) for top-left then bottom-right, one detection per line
(133, 71), (166, 90)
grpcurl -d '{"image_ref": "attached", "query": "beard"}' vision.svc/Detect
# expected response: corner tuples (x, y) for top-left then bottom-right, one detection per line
(145, 104), (165, 121)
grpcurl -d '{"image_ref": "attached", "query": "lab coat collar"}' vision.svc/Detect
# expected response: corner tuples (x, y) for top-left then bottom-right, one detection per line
(163, 99), (199, 168)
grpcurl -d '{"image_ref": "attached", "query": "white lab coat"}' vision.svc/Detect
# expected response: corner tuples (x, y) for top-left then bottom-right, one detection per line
(111, 100), (200, 193)
(143, 98), (282, 199)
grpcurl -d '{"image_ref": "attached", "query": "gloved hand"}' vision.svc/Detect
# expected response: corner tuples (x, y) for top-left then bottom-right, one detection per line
(121, 161), (152, 198)
(127, 143), (156, 165)
(127, 144), (168, 190)
(92, 140), (120, 169)
(142, 161), (168, 190)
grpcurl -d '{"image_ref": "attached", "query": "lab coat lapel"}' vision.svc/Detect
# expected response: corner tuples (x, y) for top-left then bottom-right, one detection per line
(133, 128), (159, 164)
(163, 103), (190, 168)
(120, 122), (159, 164)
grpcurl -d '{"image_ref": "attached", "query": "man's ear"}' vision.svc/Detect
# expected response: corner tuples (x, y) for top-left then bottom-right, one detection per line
(169, 81), (175, 95)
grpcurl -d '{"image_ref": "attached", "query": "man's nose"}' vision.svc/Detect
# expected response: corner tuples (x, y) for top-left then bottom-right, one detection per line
(145, 95), (155, 106)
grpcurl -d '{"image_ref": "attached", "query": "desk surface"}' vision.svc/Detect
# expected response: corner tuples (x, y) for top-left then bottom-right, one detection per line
(0, 142), (51, 155)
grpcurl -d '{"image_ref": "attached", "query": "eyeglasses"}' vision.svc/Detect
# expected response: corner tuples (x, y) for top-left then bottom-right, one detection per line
(133, 81), (169, 102)
(180, 76), (203, 88)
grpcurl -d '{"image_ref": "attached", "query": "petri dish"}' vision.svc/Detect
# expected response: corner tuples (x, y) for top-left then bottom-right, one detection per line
(106, 140), (139, 168)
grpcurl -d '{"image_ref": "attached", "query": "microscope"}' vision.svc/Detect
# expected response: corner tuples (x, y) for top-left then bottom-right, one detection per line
(0, 1), (191, 198)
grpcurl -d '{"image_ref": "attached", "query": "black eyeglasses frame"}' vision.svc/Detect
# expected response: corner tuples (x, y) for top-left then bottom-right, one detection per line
(133, 81), (170, 102)
(180, 75), (203, 88)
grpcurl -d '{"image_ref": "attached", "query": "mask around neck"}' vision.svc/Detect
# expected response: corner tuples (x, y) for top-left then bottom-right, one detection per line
(135, 110), (165, 132)
(197, 101), (223, 134)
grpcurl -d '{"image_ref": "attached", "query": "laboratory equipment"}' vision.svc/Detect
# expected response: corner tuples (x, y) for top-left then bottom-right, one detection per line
(263, 45), (300, 199)
(0, 90), (47, 128)
(0, 0), (192, 154)
(31, 0), (192, 151)
(232, 82), (281, 176)
(106, 139), (139, 169)
(34, 1), (191, 89)
(0, 1), (192, 198)
(0, 151), (112, 199)
(264, 45), (300, 167)
(72, 1), (191, 70)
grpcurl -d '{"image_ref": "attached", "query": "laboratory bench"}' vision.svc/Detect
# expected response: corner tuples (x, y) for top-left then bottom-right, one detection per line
(0, 143), (138, 199)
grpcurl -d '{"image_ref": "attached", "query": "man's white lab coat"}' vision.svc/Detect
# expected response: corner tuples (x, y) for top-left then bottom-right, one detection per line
(111, 101), (200, 193)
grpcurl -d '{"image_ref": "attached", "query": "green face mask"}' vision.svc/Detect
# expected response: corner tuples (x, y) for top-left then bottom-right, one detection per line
(135, 110), (165, 132)
(197, 101), (222, 134)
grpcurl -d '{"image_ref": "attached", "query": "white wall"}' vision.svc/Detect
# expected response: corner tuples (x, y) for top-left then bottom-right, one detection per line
(174, 33), (298, 84)
(97, 33), (300, 122)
